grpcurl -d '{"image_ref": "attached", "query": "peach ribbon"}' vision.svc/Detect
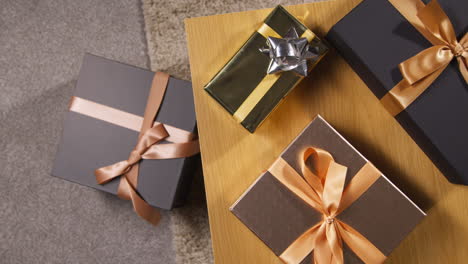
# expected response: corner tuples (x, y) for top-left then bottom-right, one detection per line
(380, 0), (467, 116)
(268, 147), (386, 264)
(70, 72), (199, 225)
(68, 96), (196, 144)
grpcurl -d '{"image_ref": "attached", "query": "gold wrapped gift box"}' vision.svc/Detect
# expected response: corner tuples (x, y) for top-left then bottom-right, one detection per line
(205, 6), (329, 133)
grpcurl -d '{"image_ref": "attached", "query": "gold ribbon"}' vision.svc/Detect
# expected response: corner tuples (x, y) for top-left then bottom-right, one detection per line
(69, 72), (200, 225)
(232, 23), (318, 123)
(268, 147), (387, 264)
(381, 0), (468, 116)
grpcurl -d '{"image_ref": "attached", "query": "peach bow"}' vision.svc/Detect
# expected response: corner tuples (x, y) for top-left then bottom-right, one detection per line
(89, 72), (199, 225)
(381, 0), (467, 116)
(268, 147), (386, 264)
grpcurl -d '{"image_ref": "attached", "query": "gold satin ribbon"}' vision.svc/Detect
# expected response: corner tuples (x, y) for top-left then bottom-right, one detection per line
(232, 23), (317, 123)
(69, 72), (200, 226)
(268, 147), (387, 264)
(381, 0), (468, 116)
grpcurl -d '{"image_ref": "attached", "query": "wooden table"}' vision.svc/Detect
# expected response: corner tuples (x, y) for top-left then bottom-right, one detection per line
(185, 0), (468, 263)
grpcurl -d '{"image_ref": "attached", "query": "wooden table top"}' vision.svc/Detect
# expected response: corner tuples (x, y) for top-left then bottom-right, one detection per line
(185, 0), (468, 263)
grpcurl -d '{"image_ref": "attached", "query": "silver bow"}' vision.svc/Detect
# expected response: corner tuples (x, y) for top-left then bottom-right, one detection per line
(259, 27), (319, 76)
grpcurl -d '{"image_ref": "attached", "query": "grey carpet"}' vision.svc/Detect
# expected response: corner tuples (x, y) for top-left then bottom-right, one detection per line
(1, 1), (326, 263)
(0, 0), (177, 263)
(141, 1), (316, 263)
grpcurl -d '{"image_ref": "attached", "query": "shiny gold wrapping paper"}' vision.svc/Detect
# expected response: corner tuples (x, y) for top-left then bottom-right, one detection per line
(204, 6), (328, 133)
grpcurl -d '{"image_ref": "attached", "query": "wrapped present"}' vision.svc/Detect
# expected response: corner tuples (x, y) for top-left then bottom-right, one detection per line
(205, 5), (329, 133)
(326, 0), (468, 184)
(52, 54), (200, 225)
(230, 116), (425, 264)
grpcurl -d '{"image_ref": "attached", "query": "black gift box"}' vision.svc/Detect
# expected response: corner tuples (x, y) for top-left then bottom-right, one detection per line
(326, 0), (468, 184)
(52, 54), (200, 209)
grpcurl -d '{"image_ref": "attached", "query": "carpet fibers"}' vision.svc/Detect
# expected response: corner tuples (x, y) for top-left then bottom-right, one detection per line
(1, 0), (176, 263)
(1, 1), (322, 263)
(141, 1), (316, 263)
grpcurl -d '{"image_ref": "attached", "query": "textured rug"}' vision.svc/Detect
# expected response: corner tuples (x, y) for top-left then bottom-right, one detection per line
(141, 1), (317, 263)
(1, 0), (177, 263)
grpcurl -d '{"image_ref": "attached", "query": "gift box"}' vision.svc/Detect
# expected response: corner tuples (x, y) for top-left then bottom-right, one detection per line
(326, 0), (468, 184)
(204, 5), (329, 133)
(230, 116), (425, 263)
(52, 54), (200, 218)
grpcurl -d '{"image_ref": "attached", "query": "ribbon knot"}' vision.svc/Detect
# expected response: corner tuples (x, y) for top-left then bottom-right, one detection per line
(127, 150), (143, 165)
(325, 217), (335, 225)
(95, 123), (170, 185)
(269, 147), (387, 264)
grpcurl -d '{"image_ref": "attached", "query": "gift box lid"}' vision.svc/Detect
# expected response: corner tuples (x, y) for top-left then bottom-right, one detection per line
(231, 115), (425, 263)
(205, 5), (328, 133)
(52, 53), (199, 210)
(326, 0), (468, 184)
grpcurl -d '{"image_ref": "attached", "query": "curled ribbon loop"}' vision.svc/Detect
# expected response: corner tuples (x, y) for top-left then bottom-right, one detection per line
(268, 147), (386, 264)
(90, 72), (199, 226)
(381, 0), (467, 116)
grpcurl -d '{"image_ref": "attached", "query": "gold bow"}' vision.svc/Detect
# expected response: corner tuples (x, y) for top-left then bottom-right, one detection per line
(381, 0), (467, 116)
(69, 72), (200, 226)
(268, 147), (387, 264)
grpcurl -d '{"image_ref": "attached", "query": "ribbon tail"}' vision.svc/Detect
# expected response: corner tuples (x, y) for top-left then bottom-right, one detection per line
(325, 223), (343, 264)
(117, 176), (132, 200)
(279, 223), (323, 264)
(313, 224), (334, 264)
(336, 221), (386, 264)
(119, 176), (161, 226)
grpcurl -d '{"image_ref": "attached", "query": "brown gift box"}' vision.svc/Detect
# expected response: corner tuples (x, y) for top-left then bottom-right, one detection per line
(230, 116), (425, 263)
